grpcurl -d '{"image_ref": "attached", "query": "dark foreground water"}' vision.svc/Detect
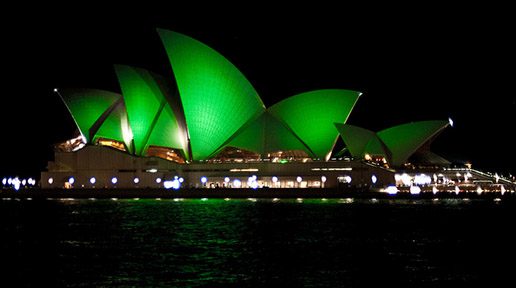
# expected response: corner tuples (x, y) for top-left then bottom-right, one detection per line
(1, 198), (514, 287)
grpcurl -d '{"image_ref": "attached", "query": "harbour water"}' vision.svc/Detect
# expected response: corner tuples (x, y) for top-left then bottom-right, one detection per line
(1, 197), (514, 287)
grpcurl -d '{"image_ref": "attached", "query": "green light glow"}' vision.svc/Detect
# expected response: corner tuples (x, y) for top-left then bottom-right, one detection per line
(336, 121), (449, 166)
(377, 120), (449, 166)
(269, 90), (361, 160)
(221, 112), (312, 156)
(59, 89), (121, 142)
(158, 29), (265, 160)
(93, 101), (133, 153)
(115, 65), (186, 156)
(335, 123), (387, 158)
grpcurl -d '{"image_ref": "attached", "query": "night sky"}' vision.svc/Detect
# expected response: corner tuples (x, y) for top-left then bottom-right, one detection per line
(1, 8), (514, 177)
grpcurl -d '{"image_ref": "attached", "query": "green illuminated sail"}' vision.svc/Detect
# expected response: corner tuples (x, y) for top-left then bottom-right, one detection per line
(335, 123), (387, 158)
(220, 111), (312, 156)
(269, 89), (361, 160)
(115, 65), (187, 156)
(93, 101), (133, 152)
(377, 120), (449, 166)
(158, 29), (265, 160)
(58, 88), (121, 142)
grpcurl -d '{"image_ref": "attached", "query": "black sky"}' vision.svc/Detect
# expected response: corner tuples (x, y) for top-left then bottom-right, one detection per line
(1, 7), (514, 177)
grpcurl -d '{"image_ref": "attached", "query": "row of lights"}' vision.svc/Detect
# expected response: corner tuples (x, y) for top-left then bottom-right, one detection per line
(2, 177), (37, 191)
(50, 176), (185, 190)
(48, 175), (332, 188)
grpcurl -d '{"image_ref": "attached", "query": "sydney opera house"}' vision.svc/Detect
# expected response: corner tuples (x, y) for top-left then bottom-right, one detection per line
(40, 29), (454, 190)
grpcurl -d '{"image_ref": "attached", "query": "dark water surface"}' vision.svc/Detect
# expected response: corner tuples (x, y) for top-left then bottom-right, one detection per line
(1, 198), (514, 287)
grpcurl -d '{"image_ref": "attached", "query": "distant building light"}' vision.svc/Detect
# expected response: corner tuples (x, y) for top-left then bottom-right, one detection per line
(321, 176), (327, 183)
(384, 186), (398, 195)
(147, 168), (158, 173)
(178, 177), (184, 183)
(272, 176), (278, 183)
(371, 175), (377, 184)
(172, 179), (180, 190)
(48, 178), (54, 185)
(111, 177), (118, 184)
(448, 117), (454, 127)
(311, 167), (352, 171)
(233, 179), (242, 188)
(90, 177), (96, 185)
(156, 178), (162, 184)
(224, 177), (230, 183)
(201, 176), (207, 184)
(229, 168), (259, 172)
(133, 177), (140, 184)
(296, 176), (302, 183)
(2, 178), (6, 185)
(21, 179), (26, 186)
(164, 180), (177, 189)
(68, 177), (75, 185)
(410, 186), (421, 195)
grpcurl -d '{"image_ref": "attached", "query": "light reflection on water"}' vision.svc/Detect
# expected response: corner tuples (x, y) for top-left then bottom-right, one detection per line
(0, 198), (514, 287)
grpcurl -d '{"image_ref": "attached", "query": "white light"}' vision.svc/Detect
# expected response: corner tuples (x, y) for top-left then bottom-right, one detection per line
(455, 186), (460, 194)
(48, 178), (54, 185)
(90, 177), (96, 184)
(7, 178), (12, 185)
(28, 178), (33, 184)
(344, 175), (352, 183)
(164, 180), (178, 189)
(2, 178), (6, 185)
(384, 186), (398, 195)
(371, 175), (377, 184)
(156, 177), (162, 184)
(22, 179), (26, 186)
(178, 177), (184, 183)
(432, 186), (438, 194)
(111, 177), (118, 184)
(401, 173), (412, 186)
(201, 176), (207, 184)
(495, 173), (500, 183)
(448, 117), (454, 127)
(410, 186), (421, 195)
(250, 181), (258, 189)
(53, 88), (58, 92)
(272, 176), (278, 183)
(148, 168), (158, 173)
(172, 179), (180, 189)
(501, 185), (506, 195)
(233, 179), (242, 188)
(296, 176), (302, 183)
(224, 177), (230, 183)
(321, 176), (327, 183)
(133, 177), (140, 184)
(476, 186), (483, 194)
(68, 177), (75, 185)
